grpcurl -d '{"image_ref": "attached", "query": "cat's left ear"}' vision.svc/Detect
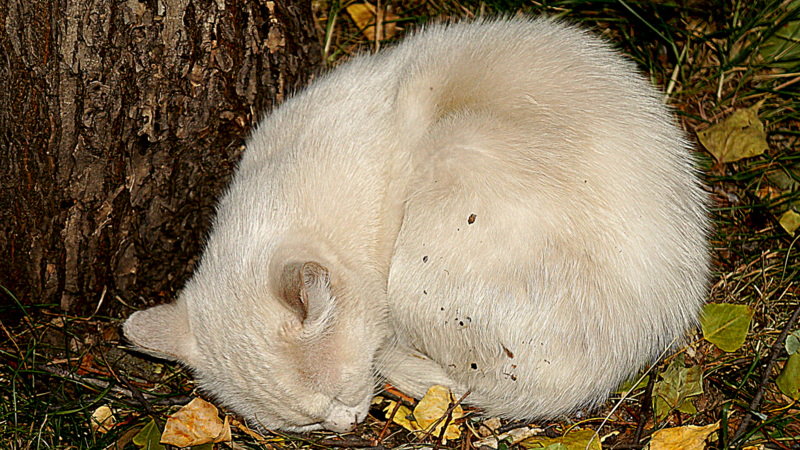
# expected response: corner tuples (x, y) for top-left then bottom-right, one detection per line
(123, 296), (200, 364)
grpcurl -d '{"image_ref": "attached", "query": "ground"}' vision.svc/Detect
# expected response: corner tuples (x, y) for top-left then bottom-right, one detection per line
(1, 0), (798, 448)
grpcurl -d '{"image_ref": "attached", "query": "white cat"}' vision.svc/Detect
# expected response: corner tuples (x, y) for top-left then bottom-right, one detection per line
(124, 17), (709, 433)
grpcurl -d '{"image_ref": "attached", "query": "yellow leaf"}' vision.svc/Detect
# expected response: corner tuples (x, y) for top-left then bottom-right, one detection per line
(161, 398), (231, 446)
(345, 2), (399, 41)
(701, 303), (753, 353)
(779, 209), (800, 235)
(413, 385), (464, 440)
(385, 385), (464, 442)
(90, 405), (116, 433)
(132, 419), (165, 450)
(649, 422), (719, 450)
(776, 353), (800, 400)
(384, 401), (419, 432)
(521, 429), (602, 449)
(697, 103), (769, 163)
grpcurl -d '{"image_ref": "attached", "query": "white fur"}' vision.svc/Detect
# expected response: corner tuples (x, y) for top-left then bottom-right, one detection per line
(123, 17), (709, 432)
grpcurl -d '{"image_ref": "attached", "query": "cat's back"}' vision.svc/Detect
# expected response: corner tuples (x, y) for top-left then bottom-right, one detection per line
(383, 18), (709, 418)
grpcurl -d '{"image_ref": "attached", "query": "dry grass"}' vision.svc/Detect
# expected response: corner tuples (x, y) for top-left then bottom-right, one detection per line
(1, 0), (798, 448)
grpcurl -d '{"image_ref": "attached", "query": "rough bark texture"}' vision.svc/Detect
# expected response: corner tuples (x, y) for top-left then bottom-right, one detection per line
(0, 0), (321, 317)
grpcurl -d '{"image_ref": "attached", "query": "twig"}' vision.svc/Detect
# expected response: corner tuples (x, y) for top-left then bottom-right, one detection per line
(632, 372), (657, 445)
(422, 390), (471, 442)
(315, 438), (385, 448)
(496, 420), (530, 433)
(589, 339), (677, 449)
(433, 409), (453, 450)
(433, 392), (466, 450)
(732, 304), (800, 444)
(377, 396), (403, 444)
(36, 364), (190, 406)
(0, 318), (21, 355)
(381, 385), (417, 407)
(118, 371), (159, 415)
(96, 351), (158, 416)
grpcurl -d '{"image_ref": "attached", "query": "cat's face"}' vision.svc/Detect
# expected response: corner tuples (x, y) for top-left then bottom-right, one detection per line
(123, 259), (380, 432)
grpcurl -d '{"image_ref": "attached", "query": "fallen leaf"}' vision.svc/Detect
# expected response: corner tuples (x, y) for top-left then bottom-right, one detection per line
(653, 355), (704, 421)
(677, 397), (699, 415)
(701, 303), (754, 352)
(414, 385), (464, 439)
(779, 209), (800, 235)
(614, 374), (650, 394)
(115, 425), (144, 449)
(766, 165), (800, 191)
(90, 404), (116, 433)
(757, 9), (800, 70)
(520, 429), (601, 449)
(190, 445), (214, 450)
(384, 385), (464, 442)
(230, 417), (270, 443)
(161, 398), (231, 446)
(755, 185), (782, 201)
(384, 401), (417, 432)
(132, 419), (165, 450)
(649, 422), (719, 450)
(477, 417), (503, 437)
(346, 2), (399, 41)
(697, 103), (769, 163)
(776, 353), (800, 400)
(786, 331), (800, 355)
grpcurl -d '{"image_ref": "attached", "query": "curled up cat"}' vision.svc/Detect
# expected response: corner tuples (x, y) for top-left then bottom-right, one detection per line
(123, 17), (710, 433)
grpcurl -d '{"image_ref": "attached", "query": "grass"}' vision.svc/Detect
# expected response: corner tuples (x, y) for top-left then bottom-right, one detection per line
(1, 0), (799, 448)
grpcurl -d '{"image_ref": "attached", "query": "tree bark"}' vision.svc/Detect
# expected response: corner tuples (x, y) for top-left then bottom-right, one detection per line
(0, 0), (321, 316)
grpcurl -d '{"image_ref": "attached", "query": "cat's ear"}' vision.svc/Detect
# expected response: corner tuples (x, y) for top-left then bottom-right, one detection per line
(279, 261), (335, 329)
(123, 297), (199, 364)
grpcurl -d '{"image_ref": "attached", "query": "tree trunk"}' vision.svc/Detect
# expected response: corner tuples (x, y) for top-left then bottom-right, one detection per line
(0, 0), (321, 317)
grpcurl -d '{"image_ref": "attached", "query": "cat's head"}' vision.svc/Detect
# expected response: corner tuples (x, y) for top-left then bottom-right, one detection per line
(123, 256), (379, 432)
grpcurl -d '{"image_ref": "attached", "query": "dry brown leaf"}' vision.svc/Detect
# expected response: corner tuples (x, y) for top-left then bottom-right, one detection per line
(477, 417), (503, 437)
(649, 422), (719, 450)
(755, 185), (782, 200)
(90, 405), (116, 433)
(346, 2), (399, 41)
(161, 397), (231, 446)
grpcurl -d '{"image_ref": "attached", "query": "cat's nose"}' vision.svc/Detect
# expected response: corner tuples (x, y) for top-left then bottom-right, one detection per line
(322, 404), (367, 432)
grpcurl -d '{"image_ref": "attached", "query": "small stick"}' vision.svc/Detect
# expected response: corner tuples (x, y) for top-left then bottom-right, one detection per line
(36, 364), (189, 406)
(732, 305), (800, 444)
(316, 438), (384, 448)
(433, 408), (453, 450)
(422, 390), (471, 442)
(377, 397), (404, 444)
(432, 391), (471, 450)
(632, 371), (658, 445)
